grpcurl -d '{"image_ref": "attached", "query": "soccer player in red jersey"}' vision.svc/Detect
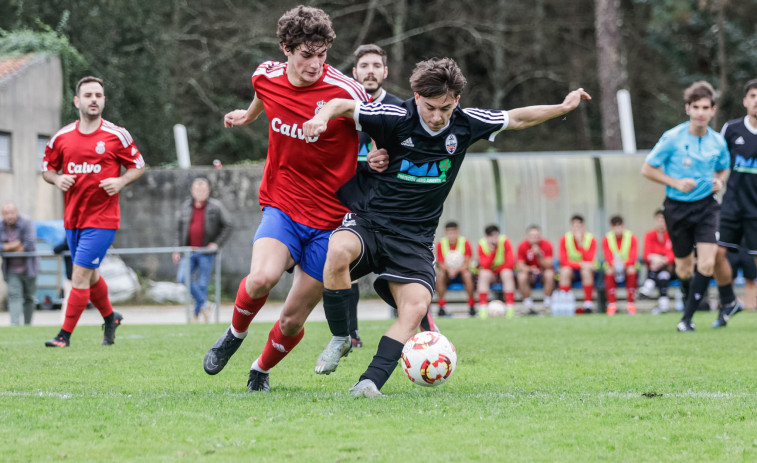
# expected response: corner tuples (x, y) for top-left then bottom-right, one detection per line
(640, 208), (675, 313)
(202, 6), (387, 392)
(477, 224), (516, 318)
(516, 225), (555, 314)
(434, 221), (476, 317)
(601, 215), (639, 316)
(558, 214), (598, 313)
(42, 76), (146, 347)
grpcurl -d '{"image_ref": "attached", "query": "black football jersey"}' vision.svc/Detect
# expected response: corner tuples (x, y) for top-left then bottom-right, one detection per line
(338, 99), (508, 241)
(357, 89), (405, 162)
(721, 117), (757, 218)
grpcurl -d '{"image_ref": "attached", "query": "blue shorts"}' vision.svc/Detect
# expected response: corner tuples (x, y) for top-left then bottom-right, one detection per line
(66, 228), (117, 269)
(254, 206), (330, 282)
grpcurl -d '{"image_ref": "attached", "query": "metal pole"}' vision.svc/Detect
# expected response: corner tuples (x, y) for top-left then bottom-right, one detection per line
(214, 249), (222, 323)
(184, 249), (192, 323)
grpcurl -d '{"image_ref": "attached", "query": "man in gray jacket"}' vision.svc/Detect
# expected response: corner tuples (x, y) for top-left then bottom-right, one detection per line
(172, 178), (232, 322)
(1, 202), (39, 326)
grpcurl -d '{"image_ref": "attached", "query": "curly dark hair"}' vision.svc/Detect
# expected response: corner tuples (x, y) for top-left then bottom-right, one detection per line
(409, 58), (467, 98)
(277, 6), (335, 54)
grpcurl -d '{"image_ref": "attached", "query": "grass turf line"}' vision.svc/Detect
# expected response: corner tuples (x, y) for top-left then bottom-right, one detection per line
(1, 312), (756, 462)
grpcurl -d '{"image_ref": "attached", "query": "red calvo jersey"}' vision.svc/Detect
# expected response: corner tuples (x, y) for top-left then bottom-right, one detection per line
(43, 119), (144, 230)
(252, 61), (369, 230)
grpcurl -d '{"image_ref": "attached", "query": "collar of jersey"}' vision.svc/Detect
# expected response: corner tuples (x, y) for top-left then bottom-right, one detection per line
(372, 88), (387, 104)
(744, 116), (757, 135)
(417, 107), (450, 136)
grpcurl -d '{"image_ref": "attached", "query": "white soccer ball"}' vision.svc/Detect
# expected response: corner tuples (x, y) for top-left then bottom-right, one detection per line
(445, 250), (464, 269)
(488, 300), (507, 317)
(400, 331), (457, 387)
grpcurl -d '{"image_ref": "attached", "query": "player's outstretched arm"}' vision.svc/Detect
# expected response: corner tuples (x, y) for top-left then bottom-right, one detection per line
(506, 88), (592, 130)
(224, 95), (264, 128)
(303, 99), (358, 138)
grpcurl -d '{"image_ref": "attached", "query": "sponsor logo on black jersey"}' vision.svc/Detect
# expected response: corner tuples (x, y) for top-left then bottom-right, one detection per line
(397, 158), (452, 184)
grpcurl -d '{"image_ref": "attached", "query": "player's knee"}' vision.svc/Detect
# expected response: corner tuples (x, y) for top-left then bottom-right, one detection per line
(246, 270), (276, 295)
(325, 244), (354, 272)
(279, 315), (304, 336)
(697, 261), (715, 276)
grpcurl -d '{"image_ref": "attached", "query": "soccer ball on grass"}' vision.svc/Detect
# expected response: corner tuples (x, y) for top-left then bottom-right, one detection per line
(400, 331), (457, 387)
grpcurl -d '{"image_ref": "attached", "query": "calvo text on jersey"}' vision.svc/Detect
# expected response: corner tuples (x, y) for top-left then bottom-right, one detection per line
(271, 117), (318, 143)
(67, 162), (102, 174)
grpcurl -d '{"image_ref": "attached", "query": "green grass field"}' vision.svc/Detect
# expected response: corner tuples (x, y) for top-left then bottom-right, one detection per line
(2, 311), (757, 462)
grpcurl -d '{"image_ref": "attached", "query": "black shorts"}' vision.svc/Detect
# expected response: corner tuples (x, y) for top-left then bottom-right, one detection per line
(333, 213), (436, 308)
(718, 210), (757, 254)
(662, 196), (719, 258)
(726, 247), (757, 280)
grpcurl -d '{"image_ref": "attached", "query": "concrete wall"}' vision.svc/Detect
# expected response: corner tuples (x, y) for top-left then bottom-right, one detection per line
(117, 154), (667, 300)
(0, 55), (64, 220)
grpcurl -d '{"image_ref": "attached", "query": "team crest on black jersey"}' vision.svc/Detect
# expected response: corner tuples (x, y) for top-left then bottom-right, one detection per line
(95, 141), (106, 154)
(445, 134), (457, 154)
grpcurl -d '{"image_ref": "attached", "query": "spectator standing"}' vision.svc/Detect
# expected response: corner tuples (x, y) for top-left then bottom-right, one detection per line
(601, 215), (639, 315)
(172, 178), (232, 323)
(1, 202), (39, 326)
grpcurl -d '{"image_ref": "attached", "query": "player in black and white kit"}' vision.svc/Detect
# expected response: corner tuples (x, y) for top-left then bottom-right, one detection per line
(347, 44), (407, 349)
(304, 58), (591, 397)
(713, 79), (757, 327)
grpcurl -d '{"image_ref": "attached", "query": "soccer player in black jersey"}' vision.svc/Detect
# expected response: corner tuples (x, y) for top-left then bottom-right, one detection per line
(304, 58), (590, 396)
(712, 79), (757, 327)
(346, 44), (408, 349)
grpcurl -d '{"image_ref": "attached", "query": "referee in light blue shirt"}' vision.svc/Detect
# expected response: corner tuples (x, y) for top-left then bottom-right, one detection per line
(642, 81), (731, 332)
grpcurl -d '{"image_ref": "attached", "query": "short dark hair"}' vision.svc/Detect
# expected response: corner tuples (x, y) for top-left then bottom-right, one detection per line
(683, 81), (716, 105)
(609, 215), (624, 226)
(277, 6), (335, 54)
(526, 224), (541, 232)
(570, 214), (584, 223)
(744, 79), (757, 96)
(484, 224), (499, 236)
(76, 76), (104, 96)
(654, 208), (664, 217)
(444, 221), (458, 229)
(409, 58), (467, 98)
(354, 44), (387, 67)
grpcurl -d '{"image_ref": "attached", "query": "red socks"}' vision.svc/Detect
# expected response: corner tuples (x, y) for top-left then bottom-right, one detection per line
(583, 284), (594, 302)
(62, 287), (90, 333)
(626, 273), (637, 302)
(478, 292), (488, 306)
(605, 274), (617, 303)
(505, 291), (515, 305)
(231, 277), (268, 333)
(257, 320), (304, 371)
(467, 296), (475, 307)
(89, 277), (113, 318)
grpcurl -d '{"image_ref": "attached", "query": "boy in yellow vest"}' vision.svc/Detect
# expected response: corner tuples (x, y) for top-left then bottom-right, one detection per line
(558, 215), (598, 313)
(477, 224), (516, 318)
(435, 221), (476, 316)
(602, 215), (638, 315)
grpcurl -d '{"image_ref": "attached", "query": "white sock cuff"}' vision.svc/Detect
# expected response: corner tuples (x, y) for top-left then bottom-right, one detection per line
(230, 325), (248, 339)
(251, 359), (271, 374)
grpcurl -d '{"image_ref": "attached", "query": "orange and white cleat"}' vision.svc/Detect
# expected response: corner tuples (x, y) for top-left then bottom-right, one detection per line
(606, 303), (617, 316)
(626, 302), (637, 315)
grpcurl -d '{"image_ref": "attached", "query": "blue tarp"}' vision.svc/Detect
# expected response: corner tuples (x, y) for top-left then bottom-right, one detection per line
(34, 220), (65, 245)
